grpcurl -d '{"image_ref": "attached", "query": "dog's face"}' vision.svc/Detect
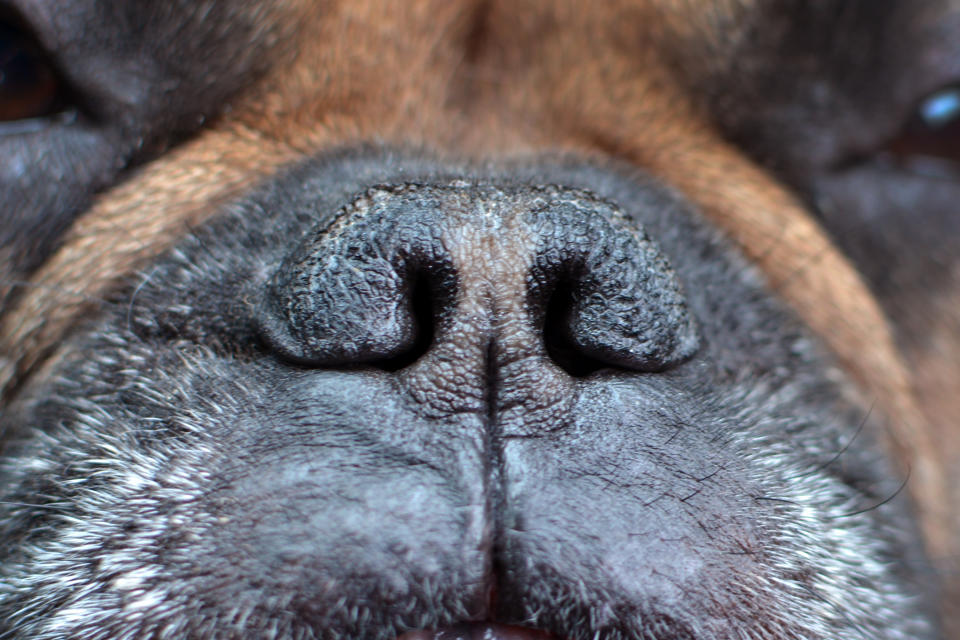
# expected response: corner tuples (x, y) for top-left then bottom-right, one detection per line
(1, 1), (959, 639)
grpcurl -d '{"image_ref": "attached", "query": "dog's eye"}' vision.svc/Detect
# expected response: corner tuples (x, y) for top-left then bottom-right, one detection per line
(886, 85), (960, 164)
(0, 18), (64, 122)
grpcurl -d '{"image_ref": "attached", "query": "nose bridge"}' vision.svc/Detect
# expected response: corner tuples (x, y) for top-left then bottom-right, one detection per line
(401, 186), (570, 421)
(442, 188), (545, 360)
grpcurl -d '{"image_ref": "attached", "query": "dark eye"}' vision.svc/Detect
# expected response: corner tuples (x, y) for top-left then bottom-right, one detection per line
(0, 17), (64, 122)
(886, 86), (960, 165)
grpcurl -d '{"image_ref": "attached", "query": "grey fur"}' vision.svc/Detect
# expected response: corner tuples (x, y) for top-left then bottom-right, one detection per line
(0, 152), (938, 639)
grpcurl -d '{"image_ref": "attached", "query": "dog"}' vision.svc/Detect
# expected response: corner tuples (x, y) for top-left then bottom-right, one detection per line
(0, 1), (958, 638)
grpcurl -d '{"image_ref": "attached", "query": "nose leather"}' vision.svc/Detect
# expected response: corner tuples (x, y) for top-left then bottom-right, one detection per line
(260, 181), (698, 423)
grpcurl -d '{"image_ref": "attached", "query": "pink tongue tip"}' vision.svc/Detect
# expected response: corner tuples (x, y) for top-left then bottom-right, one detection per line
(397, 623), (558, 640)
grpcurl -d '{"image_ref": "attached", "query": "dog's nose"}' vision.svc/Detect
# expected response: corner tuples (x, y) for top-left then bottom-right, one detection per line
(259, 182), (698, 418)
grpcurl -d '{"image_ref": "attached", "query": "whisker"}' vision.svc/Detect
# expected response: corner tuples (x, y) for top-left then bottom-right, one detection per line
(831, 465), (912, 519)
(800, 403), (874, 478)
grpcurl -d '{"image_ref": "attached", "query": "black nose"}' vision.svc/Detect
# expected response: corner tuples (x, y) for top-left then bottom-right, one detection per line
(258, 181), (698, 400)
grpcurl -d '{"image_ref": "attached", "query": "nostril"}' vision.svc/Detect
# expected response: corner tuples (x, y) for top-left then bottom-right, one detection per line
(255, 186), (457, 369)
(258, 245), (452, 369)
(375, 271), (437, 372)
(528, 191), (700, 374)
(542, 279), (607, 377)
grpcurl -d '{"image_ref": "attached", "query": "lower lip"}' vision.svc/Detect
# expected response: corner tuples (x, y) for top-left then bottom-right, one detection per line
(397, 623), (559, 640)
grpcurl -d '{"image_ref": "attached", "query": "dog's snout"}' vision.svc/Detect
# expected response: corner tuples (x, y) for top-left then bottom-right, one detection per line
(258, 182), (698, 391)
(2, 152), (937, 639)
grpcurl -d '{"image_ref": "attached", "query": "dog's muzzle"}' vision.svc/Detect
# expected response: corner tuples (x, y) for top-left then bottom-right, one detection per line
(0, 153), (934, 639)
(248, 181), (700, 633)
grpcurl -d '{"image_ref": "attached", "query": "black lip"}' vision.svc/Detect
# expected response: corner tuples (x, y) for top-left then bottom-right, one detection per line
(397, 623), (559, 640)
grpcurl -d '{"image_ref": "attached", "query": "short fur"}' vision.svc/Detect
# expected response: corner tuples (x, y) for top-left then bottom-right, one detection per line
(0, 1), (957, 639)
